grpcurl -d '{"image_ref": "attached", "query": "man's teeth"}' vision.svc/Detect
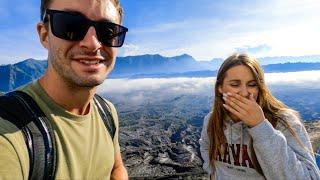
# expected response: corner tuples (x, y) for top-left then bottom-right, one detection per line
(79, 60), (100, 65)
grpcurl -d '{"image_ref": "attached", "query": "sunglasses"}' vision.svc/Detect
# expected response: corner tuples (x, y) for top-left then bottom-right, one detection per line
(43, 9), (128, 47)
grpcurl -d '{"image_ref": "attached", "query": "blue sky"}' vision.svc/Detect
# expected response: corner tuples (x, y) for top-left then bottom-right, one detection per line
(1, 0), (320, 65)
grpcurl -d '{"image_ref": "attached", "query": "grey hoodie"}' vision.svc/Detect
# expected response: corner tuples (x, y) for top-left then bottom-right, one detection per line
(199, 110), (320, 180)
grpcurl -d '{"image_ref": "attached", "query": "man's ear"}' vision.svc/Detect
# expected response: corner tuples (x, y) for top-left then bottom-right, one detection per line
(37, 22), (49, 49)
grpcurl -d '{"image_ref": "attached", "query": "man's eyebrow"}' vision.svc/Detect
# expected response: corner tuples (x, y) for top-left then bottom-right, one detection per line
(61, 8), (80, 14)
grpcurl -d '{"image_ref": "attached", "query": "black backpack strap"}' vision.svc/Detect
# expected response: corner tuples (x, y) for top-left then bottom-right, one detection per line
(93, 94), (116, 140)
(0, 91), (56, 180)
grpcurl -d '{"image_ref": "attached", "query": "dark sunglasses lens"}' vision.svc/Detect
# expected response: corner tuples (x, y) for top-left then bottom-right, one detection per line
(51, 12), (88, 41)
(97, 23), (127, 47)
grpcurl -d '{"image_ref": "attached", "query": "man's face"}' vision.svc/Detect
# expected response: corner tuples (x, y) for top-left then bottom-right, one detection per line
(44, 0), (120, 87)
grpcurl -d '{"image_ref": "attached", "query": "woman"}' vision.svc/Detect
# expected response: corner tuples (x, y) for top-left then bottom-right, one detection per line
(199, 53), (320, 179)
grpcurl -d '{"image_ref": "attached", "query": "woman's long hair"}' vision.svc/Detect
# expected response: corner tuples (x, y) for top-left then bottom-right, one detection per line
(207, 53), (304, 175)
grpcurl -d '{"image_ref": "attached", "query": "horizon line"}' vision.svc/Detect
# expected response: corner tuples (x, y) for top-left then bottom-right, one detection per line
(2, 53), (320, 66)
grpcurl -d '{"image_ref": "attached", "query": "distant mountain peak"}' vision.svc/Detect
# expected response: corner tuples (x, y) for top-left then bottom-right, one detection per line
(210, 58), (224, 62)
(172, 54), (193, 59)
(24, 58), (36, 61)
(124, 54), (162, 58)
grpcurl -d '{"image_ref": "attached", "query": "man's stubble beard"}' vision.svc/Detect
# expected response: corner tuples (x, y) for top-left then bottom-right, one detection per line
(49, 48), (110, 88)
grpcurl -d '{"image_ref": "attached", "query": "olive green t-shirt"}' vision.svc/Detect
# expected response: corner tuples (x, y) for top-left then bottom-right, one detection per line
(0, 81), (120, 179)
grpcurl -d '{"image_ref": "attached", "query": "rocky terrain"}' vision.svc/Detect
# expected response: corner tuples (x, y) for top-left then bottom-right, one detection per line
(118, 113), (320, 179)
(116, 94), (210, 179)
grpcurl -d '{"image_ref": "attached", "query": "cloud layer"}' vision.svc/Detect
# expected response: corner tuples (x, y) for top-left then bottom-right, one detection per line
(98, 71), (320, 95)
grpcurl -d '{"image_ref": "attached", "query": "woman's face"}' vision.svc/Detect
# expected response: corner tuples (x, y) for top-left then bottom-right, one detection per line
(218, 65), (259, 101)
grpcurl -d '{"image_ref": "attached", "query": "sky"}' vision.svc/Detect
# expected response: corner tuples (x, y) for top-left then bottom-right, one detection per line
(1, 0), (320, 65)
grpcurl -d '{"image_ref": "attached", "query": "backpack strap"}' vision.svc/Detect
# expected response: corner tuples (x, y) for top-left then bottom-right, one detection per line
(0, 91), (56, 180)
(93, 94), (116, 140)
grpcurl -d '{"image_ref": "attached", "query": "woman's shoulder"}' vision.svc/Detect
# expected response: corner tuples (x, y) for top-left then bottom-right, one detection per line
(277, 109), (302, 125)
(202, 112), (213, 128)
(276, 109), (306, 135)
(205, 112), (213, 119)
(204, 112), (213, 122)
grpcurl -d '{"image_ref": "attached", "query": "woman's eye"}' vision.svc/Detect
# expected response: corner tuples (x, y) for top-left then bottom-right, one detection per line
(230, 84), (239, 87)
(248, 83), (257, 87)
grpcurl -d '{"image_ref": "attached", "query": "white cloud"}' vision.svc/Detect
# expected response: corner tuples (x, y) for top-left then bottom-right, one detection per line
(266, 71), (320, 88)
(235, 44), (272, 56)
(97, 77), (214, 106)
(98, 77), (214, 95)
(96, 70), (320, 115)
(98, 71), (320, 97)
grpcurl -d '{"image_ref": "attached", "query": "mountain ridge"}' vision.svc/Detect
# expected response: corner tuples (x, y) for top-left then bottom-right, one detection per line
(1, 54), (320, 92)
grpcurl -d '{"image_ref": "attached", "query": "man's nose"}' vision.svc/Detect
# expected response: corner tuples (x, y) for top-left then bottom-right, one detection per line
(79, 26), (102, 51)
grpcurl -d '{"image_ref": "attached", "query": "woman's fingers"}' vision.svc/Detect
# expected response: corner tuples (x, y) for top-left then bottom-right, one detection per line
(230, 93), (252, 104)
(223, 93), (248, 109)
(223, 94), (247, 115)
(222, 103), (243, 119)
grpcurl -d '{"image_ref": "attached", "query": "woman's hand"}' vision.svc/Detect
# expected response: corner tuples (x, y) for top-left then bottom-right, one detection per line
(222, 93), (265, 127)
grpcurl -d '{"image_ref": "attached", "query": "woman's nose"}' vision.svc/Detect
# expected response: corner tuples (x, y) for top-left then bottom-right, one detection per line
(238, 86), (249, 98)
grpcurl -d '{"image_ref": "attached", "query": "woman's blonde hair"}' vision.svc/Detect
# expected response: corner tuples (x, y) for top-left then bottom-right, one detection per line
(207, 53), (303, 175)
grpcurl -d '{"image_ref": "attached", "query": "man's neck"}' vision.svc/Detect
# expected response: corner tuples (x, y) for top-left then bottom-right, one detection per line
(39, 72), (96, 116)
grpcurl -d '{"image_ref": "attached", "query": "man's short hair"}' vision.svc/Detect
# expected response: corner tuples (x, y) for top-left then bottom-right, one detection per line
(40, 0), (124, 23)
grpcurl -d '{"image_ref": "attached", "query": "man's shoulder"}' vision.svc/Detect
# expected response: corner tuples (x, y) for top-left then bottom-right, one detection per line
(0, 92), (26, 131)
(0, 116), (23, 137)
(94, 95), (117, 113)
(0, 91), (28, 151)
(93, 94), (119, 126)
(104, 99), (117, 112)
(0, 115), (29, 180)
(19, 80), (40, 96)
(0, 84), (48, 132)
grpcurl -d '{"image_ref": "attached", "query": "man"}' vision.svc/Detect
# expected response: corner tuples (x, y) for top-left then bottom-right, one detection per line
(0, 0), (128, 179)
